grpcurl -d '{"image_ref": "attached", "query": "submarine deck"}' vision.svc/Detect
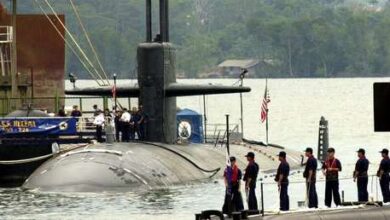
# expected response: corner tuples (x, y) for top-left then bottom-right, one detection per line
(23, 141), (305, 192)
(63, 141), (305, 174)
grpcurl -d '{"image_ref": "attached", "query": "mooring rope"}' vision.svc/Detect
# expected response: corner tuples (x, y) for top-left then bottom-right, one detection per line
(41, 0), (108, 85)
(69, 0), (110, 83)
(0, 153), (54, 165)
(33, 0), (103, 86)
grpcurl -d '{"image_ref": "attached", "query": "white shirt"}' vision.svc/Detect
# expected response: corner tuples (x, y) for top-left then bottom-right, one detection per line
(121, 111), (131, 122)
(93, 113), (105, 126)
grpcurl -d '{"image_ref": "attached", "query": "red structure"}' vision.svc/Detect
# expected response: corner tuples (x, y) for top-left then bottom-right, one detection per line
(0, 4), (65, 113)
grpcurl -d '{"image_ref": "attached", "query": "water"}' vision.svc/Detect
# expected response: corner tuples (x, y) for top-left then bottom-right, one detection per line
(2, 78), (390, 219)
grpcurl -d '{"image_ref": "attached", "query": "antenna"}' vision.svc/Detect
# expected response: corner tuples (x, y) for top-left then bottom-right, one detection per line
(145, 0), (169, 42)
(146, 0), (152, 42)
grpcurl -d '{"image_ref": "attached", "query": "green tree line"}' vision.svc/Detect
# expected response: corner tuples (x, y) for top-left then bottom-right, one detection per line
(6, 0), (390, 78)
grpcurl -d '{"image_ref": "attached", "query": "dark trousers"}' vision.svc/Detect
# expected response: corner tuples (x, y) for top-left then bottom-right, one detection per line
(139, 124), (145, 140)
(115, 124), (121, 142)
(130, 124), (141, 140)
(306, 182), (318, 208)
(247, 187), (258, 210)
(325, 180), (341, 207)
(222, 185), (244, 215)
(280, 183), (289, 211)
(130, 125), (136, 140)
(122, 123), (130, 142)
(96, 125), (103, 142)
(357, 177), (369, 202)
(380, 175), (390, 203)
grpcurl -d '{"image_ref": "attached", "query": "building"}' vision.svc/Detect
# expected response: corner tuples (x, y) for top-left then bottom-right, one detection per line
(0, 3), (65, 115)
(217, 59), (260, 78)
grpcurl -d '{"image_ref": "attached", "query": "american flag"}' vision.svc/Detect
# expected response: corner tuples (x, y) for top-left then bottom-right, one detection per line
(261, 84), (270, 123)
(112, 85), (116, 99)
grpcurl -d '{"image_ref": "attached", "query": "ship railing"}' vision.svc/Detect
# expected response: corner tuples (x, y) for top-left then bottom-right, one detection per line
(73, 116), (96, 132)
(0, 96), (136, 117)
(257, 172), (384, 214)
(205, 123), (241, 145)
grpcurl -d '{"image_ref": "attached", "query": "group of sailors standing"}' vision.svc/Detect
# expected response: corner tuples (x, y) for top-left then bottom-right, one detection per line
(222, 147), (390, 215)
(222, 152), (259, 214)
(92, 104), (148, 142)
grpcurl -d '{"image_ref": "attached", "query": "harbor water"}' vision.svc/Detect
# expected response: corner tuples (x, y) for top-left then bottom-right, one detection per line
(1, 78), (390, 220)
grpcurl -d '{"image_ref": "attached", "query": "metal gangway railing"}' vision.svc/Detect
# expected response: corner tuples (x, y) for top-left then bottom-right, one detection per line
(257, 170), (385, 215)
(205, 123), (241, 145)
(0, 96), (136, 117)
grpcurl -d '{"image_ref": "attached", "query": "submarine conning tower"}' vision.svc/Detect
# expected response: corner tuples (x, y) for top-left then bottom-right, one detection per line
(138, 0), (175, 143)
(65, 0), (251, 144)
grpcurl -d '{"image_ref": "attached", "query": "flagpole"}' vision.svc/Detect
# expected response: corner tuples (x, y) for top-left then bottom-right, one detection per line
(265, 77), (269, 146)
(113, 73), (117, 111)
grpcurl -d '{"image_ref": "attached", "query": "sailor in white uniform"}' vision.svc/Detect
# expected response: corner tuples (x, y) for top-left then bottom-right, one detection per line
(120, 108), (131, 142)
(93, 110), (105, 142)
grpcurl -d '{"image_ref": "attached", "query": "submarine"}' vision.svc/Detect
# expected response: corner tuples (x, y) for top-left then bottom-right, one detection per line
(22, 0), (305, 192)
(21, 2), (390, 220)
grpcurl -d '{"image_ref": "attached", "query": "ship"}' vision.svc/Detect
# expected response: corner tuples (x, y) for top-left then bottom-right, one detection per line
(0, 1), (69, 186)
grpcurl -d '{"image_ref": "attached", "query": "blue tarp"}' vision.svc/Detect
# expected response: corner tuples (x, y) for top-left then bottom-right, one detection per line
(176, 109), (204, 143)
(0, 117), (78, 136)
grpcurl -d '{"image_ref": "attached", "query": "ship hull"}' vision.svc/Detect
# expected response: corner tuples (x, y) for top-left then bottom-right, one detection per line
(22, 142), (304, 192)
(0, 140), (52, 187)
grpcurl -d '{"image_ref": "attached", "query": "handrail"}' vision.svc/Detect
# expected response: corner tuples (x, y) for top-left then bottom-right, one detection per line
(0, 96), (134, 117)
(260, 174), (379, 185)
(0, 153), (54, 165)
(61, 149), (123, 157)
(206, 122), (241, 144)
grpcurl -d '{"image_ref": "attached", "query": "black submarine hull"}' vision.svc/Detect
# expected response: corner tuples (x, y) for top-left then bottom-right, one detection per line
(22, 142), (304, 192)
(23, 142), (226, 192)
(0, 140), (52, 187)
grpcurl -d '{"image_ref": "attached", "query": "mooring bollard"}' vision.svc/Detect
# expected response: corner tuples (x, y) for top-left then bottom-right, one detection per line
(200, 210), (224, 220)
(241, 210), (248, 219)
(232, 212), (241, 220)
(195, 213), (202, 220)
(317, 116), (329, 161)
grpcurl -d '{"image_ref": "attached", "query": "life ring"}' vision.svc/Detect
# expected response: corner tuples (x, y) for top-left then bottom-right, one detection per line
(59, 122), (68, 130)
(178, 120), (192, 139)
(200, 210), (224, 220)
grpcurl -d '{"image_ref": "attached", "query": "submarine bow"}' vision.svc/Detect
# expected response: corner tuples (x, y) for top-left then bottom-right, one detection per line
(22, 142), (224, 192)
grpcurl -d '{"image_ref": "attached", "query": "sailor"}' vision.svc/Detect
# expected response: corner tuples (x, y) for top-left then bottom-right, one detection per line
(58, 105), (66, 117)
(93, 104), (101, 116)
(70, 105), (82, 118)
(303, 147), (318, 208)
(93, 110), (105, 142)
(243, 152), (259, 210)
(377, 148), (390, 203)
(104, 108), (111, 118)
(353, 148), (369, 202)
(137, 105), (148, 140)
(222, 156), (244, 215)
(120, 108), (131, 142)
(322, 148), (342, 207)
(130, 107), (141, 140)
(275, 151), (290, 211)
(114, 110), (123, 142)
